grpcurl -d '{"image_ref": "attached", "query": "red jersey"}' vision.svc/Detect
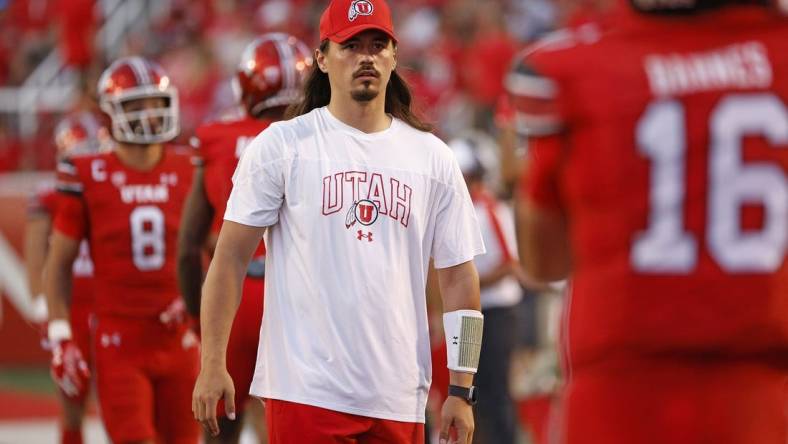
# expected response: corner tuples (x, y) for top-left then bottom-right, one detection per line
(54, 148), (195, 317)
(512, 6), (788, 368)
(29, 184), (95, 307)
(195, 115), (272, 238)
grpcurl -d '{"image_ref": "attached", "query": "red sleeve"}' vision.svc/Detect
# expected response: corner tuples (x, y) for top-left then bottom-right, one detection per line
(28, 188), (57, 216)
(505, 47), (565, 137)
(519, 135), (564, 211)
(57, 0), (95, 67)
(53, 193), (88, 240)
(53, 159), (88, 240)
(507, 41), (572, 211)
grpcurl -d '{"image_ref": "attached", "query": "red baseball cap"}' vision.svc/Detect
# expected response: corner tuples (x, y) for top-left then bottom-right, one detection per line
(319, 0), (397, 43)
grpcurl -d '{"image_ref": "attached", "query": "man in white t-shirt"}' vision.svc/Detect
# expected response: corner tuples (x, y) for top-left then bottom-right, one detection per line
(192, 1), (486, 443)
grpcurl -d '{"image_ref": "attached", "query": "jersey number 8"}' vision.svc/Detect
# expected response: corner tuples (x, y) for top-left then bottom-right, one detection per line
(130, 206), (166, 271)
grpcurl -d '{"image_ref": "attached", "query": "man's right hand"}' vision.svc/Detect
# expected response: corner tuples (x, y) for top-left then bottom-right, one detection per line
(50, 339), (90, 400)
(192, 365), (236, 437)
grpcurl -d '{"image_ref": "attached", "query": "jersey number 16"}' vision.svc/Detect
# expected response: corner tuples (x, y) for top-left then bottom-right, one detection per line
(632, 93), (787, 274)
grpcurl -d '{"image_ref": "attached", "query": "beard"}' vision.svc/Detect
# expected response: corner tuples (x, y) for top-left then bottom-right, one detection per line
(351, 83), (379, 102)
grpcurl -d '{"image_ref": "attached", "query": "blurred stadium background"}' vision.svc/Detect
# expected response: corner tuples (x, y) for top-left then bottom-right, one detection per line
(0, 0), (575, 442)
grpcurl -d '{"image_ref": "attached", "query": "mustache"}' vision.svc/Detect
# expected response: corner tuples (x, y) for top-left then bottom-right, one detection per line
(353, 67), (380, 78)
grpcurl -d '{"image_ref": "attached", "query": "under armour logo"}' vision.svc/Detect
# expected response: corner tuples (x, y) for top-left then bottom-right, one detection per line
(357, 230), (373, 242)
(100, 332), (122, 348)
(182, 329), (199, 350)
(452, 336), (459, 345)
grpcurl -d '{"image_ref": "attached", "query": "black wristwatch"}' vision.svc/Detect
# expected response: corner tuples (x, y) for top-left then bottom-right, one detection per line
(448, 384), (478, 406)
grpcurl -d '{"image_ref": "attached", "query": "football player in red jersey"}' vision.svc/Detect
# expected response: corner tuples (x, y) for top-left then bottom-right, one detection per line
(44, 56), (200, 444)
(177, 33), (312, 444)
(25, 112), (105, 444)
(510, 0), (788, 443)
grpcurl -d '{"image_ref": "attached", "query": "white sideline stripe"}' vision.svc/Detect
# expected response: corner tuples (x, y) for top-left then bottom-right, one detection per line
(0, 172), (53, 197)
(0, 233), (39, 323)
(0, 417), (260, 444)
(0, 418), (107, 444)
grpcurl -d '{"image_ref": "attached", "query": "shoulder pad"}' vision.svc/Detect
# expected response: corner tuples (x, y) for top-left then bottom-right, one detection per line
(55, 158), (84, 195)
(505, 50), (563, 136)
(528, 23), (603, 56)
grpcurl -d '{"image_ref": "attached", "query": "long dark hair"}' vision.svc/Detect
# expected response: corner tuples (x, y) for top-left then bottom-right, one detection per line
(285, 40), (433, 132)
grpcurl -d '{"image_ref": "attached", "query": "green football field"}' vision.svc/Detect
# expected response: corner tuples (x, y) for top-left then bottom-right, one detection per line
(0, 366), (54, 395)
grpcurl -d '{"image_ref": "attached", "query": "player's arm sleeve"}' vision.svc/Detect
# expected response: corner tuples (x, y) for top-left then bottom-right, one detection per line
(53, 159), (88, 240)
(519, 135), (565, 210)
(505, 49), (564, 138)
(223, 127), (286, 228)
(431, 154), (486, 269)
(27, 189), (52, 216)
(507, 49), (572, 280)
(505, 49), (568, 211)
(177, 165), (213, 317)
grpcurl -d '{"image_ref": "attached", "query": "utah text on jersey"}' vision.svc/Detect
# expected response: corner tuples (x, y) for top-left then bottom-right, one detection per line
(322, 171), (413, 239)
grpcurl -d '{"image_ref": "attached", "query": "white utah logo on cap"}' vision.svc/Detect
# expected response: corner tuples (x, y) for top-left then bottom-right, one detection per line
(348, 0), (374, 21)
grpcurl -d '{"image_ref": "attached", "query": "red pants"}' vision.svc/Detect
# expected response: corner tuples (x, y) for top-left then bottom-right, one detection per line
(218, 276), (264, 417)
(557, 358), (788, 444)
(93, 316), (200, 444)
(70, 299), (94, 368)
(265, 399), (424, 444)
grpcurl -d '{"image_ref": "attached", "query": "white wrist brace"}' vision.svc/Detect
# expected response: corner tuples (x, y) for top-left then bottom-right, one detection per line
(443, 309), (484, 373)
(48, 319), (72, 343)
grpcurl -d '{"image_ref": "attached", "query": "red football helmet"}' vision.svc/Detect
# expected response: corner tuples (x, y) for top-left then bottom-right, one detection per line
(53, 111), (106, 160)
(97, 56), (179, 144)
(236, 33), (313, 117)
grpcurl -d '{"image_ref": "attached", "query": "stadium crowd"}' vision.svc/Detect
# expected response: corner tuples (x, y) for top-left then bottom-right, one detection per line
(0, 0), (566, 171)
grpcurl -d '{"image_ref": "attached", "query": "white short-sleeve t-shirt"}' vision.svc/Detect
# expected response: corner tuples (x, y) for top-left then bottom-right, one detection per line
(224, 106), (485, 423)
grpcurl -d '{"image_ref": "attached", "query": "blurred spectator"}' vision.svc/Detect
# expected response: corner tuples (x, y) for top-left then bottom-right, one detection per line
(555, 0), (616, 26)
(8, 0), (56, 32)
(449, 132), (526, 444)
(461, 1), (519, 127)
(4, 0), (56, 86)
(160, 41), (220, 139)
(0, 117), (22, 172)
(0, 2), (9, 84)
(254, 0), (316, 41)
(493, 93), (526, 197)
(0, 0), (562, 181)
(506, 0), (557, 41)
(57, 0), (96, 69)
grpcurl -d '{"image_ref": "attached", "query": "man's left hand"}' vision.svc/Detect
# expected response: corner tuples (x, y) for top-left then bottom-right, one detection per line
(439, 395), (474, 444)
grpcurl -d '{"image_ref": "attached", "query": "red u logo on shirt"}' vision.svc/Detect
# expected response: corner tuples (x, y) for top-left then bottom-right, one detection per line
(322, 171), (411, 228)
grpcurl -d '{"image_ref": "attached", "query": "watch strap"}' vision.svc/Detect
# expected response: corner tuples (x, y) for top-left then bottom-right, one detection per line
(448, 384), (477, 405)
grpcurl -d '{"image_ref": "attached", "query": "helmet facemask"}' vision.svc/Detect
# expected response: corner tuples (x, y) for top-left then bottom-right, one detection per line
(101, 85), (180, 145)
(249, 88), (304, 117)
